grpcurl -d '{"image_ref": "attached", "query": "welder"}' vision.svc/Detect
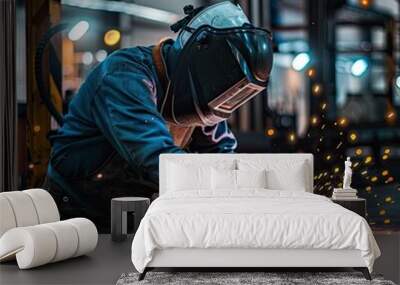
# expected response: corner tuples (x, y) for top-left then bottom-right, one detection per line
(47, 1), (273, 231)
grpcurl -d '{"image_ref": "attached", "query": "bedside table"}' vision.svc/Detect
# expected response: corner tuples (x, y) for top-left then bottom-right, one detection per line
(111, 197), (150, 242)
(331, 198), (367, 219)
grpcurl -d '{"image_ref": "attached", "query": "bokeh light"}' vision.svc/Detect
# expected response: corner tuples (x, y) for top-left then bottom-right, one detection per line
(385, 110), (396, 123)
(359, 0), (372, 8)
(312, 83), (322, 96)
(82, 52), (93, 65)
(288, 132), (296, 143)
(355, 148), (363, 156)
(348, 131), (358, 142)
(95, 49), (108, 62)
(266, 128), (275, 137)
(337, 117), (349, 127)
(351, 59), (368, 77)
(396, 76), (400, 88)
(104, 29), (121, 46)
(307, 68), (316, 78)
(364, 156), (373, 164)
(68, 21), (89, 41)
(310, 115), (319, 126)
(292, 53), (310, 71)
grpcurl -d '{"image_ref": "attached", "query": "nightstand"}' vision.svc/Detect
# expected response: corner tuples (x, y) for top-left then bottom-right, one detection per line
(111, 197), (150, 242)
(331, 198), (367, 219)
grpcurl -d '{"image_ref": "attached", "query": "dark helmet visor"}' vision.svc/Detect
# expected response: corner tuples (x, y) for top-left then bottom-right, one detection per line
(162, 25), (273, 126)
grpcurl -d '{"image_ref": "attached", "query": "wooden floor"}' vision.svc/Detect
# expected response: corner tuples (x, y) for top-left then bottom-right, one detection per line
(0, 231), (399, 284)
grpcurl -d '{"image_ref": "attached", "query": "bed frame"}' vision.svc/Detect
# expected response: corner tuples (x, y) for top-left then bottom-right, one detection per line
(139, 249), (370, 280)
(139, 154), (371, 280)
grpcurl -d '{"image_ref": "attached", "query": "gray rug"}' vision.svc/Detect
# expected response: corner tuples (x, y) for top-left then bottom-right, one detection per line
(117, 272), (396, 285)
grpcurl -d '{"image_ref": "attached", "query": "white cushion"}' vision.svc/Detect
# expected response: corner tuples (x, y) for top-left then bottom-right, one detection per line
(0, 218), (98, 269)
(0, 196), (17, 237)
(1, 191), (39, 227)
(23, 189), (60, 224)
(65, 218), (98, 257)
(236, 169), (267, 189)
(167, 163), (212, 191)
(212, 168), (237, 190)
(0, 189), (98, 269)
(238, 159), (308, 191)
(166, 158), (236, 171)
(266, 167), (307, 191)
(0, 190), (60, 237)
(167, 160), (236, 191)
(0, 225), (57, 268)
(211, 169), (267, 190)
(160, 154), (313, 194)
(42, 221), (79, 262)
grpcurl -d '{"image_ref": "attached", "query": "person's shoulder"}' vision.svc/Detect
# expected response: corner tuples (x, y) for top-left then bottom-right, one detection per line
(90, 47), (158, 96)
(107, 46), (152, 66)
(94, 46), (153, 77)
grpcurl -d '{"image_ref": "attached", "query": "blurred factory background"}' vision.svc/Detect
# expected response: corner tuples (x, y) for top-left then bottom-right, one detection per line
(1, 0), (399, 228)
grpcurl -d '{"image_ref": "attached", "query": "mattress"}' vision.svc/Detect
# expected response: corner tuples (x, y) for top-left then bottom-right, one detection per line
(131, 189), (380, 273)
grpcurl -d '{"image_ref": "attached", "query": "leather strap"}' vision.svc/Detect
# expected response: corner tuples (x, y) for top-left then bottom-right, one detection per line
(152, 39), (194, 148)
(152, 38), (171, 93)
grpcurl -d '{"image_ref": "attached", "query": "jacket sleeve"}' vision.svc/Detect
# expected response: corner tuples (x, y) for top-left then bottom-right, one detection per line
(91, 68), (184, 183)
(188, 121), (237, 153)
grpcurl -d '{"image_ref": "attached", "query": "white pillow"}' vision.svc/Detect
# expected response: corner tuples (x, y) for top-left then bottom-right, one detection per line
(266, 167), (306, 191)
(236, 169), (267, 189)
(212, 168), (236, 190)
(167, 163), (211, 191)
(238, 159), (308, 191)
(167, 159), (236, 171)
(212, 169), (267, 190)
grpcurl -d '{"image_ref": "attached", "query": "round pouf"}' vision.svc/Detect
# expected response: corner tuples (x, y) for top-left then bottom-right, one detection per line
(111, 197), (150, 242)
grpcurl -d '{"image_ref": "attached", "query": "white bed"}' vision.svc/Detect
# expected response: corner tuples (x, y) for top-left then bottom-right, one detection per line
(131, 154), (380, 280)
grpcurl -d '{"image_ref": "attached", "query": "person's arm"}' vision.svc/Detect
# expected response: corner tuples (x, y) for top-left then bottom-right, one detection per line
(188, 121), (237, 153)
(91, 67), (184, 183)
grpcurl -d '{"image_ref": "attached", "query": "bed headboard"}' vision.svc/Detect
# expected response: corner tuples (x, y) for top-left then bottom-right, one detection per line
(159, 153), (314, 195)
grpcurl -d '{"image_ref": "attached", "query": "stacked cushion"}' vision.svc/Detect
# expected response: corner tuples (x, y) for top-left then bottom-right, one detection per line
(0, 189), (97, 269)
(0, 189), (59, 236)
(0, 218), (98, 269)
(24, 188), (60, 224)
(0, 196), (17, 237)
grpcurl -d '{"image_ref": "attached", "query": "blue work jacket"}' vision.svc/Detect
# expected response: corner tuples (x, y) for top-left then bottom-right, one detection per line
(48, 46), (237, 189)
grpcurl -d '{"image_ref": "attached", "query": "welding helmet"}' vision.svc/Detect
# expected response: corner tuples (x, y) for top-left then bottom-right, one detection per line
(160, 1), (273, 126)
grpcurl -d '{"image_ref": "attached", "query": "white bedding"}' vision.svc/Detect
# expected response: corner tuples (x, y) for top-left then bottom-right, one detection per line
(131, 190), (380, 273)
